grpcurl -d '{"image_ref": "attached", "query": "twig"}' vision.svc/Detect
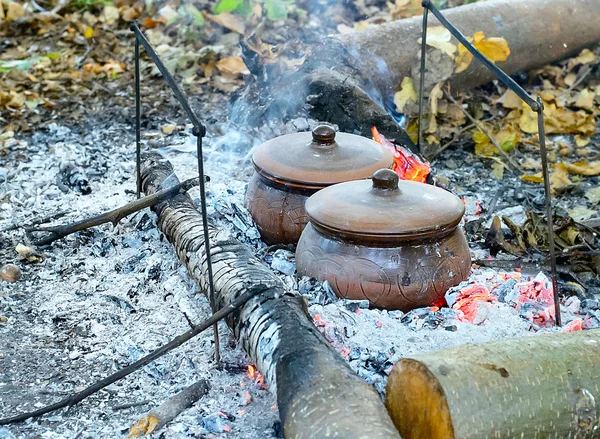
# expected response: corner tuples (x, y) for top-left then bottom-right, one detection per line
(0, 285), (268, 425)
(28, 177), (203, 246)
(1, 210), (69, 233)
(443, 89), (522, 172)
(129, 380), (210, 437)
(112, 400), (151, 411)
(428, 123), (476, 161)
(567, 65), (593, 92)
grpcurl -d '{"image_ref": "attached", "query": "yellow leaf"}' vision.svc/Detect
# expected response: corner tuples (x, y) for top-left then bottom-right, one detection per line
(490, 162), (504, 180)
(394, 77), (417, 113)
(561, 161), (600, 176)
(0, 0), (5, 21)
(521, 173), (544, 184)
(84, 26), (94, 39)
(574, 89), (595, 110)
(496, 89), (521, 109)
(420, 26), (456, 58)
(473, 124), (519, 157)
(216, 56), (249, 76)
(575, 135), (590, 147)
(550, 163), (571, 192)
(568, 206), (597, 222)
(564, 73), (577, 87)
(161, 124), (181, 134)
(568, 49), (596, 70)
(455, 31), (510, 73)
(520, 101), (595, 135)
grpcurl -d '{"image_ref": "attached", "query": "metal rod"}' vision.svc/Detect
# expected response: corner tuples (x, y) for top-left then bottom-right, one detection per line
(417, 2), (429, 149)
(425, 2), (539, 112)
(536, 97), (561, 326)
(129, 22), (206, 137)
(130, 21), (218, 356)
(196, 134), (221, 366)
(134, 36), (141, 199)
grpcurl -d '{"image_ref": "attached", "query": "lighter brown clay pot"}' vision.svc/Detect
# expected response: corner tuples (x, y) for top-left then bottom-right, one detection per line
(244, 125), (394, 245)
(296, 169), (471, 311)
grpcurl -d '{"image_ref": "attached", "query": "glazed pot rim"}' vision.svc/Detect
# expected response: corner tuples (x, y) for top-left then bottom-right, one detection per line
(309, 217), (462, 245)
(254, 164), (334, 191)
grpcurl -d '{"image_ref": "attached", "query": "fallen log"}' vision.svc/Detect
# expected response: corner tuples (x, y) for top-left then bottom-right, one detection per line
(140, 152), (400, 439)
(236, 0), (600, 146)
(385, 329), (600, 439)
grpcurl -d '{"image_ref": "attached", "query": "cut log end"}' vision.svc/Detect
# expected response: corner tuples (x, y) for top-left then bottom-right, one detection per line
(385, 359), (454, 439)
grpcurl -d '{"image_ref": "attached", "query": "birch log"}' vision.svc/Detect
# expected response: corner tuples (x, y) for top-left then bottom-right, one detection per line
(385, 329), (600, 439)
(140, 152), (400, 439)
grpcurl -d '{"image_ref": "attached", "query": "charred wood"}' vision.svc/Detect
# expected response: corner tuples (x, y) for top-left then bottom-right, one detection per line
(140, 152), (400, 439)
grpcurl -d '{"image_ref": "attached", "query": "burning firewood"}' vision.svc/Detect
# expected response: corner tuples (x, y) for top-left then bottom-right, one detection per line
(385, 329), (600, 439)
(139, 152), (400, 439)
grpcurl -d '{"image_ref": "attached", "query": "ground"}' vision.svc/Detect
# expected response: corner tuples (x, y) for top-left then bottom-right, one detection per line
(1, 0), (600, 438)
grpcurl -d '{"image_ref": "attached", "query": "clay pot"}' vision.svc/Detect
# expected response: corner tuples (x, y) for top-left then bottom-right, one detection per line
(296, 169), (471, 311)
(244, 125), (394, 245)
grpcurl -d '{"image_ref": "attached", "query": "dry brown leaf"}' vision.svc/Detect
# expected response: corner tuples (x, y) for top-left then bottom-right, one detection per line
(142, 17), (168, 29)
(128, 415), (160, 438)
(390, 0), (423, 20)
(455, 32), (510, 73)
(550, 163), (571, 192)
(120, 5), (141, 22)
(426, 82), (443, 134)
(575, 135), (590, 147)
(207, 12), (245, 35)
(216, 56), (249, 76)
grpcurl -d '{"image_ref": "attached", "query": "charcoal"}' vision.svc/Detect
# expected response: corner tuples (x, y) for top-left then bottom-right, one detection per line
(270, 249), (295, 275)
(342, 299), (370, 312)
(56, 162), (91, 195)
(582, 299), (600, 314)
(494, 278), (518, 303)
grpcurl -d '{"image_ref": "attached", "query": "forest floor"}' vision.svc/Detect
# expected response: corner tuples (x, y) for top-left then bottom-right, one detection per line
(1, 0), (599, 437)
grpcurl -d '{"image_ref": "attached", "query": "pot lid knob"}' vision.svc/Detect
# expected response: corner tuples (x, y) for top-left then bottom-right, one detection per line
(312, 125), (336, 145)
(372, 168), (399, 190)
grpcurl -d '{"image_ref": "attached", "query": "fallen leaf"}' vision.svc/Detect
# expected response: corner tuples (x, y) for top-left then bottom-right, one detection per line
(6, 1), (25, 20)
(455, 31), (510, 73)
(575, 135), (590, 147)
(490, 162), (504, 180)
(128, 415), (160, 437)
(394, 77), (417, 113)
(473, 123), (519, 157)
(84, 27), (93, 39)
(161, 124), (182, 134)
(426, 82), (443, 133)
(585, 187), (600, 204)
(521, 173), (544, 184)
(120, 5), (142, 22)
(216, 56), (249, 76)
(561, 161), (600, 176)
(520, 157), (541, 170)
(207, 12), (245, 34)
(158, 5), (178, 22)
(420, 26), (456, 58)
(142, 17), (168, 29)
(390, 0), (423, 20)
(519, 101), (595, 135)
(564, 73), (577, 87)
(550, 162), (571, 192)
(0, 0), (4, 20)
(574, 89), (595, 110)
(568, 206), (597, 222)
(567, 48), (596, 71)
(102, 5), (120, 25)
(496, 89), (521, 109)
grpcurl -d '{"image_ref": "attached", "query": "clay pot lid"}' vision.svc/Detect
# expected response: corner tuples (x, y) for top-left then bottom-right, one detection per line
(305, 169), (465, 242)
(252, 125), (394, 190)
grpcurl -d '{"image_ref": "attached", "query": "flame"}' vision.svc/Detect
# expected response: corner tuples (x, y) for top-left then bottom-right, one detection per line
(372, 126), (431, 183)
(247, 364), (266, 390)
(247, 364), (257, 379)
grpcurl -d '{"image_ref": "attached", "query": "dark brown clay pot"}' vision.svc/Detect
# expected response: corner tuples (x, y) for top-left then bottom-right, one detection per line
(244, 125), (394, 245)
(296, 169), (471, 311)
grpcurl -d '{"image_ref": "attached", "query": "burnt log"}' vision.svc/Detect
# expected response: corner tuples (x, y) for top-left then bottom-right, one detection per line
(140, 152), (400, 439)
(235, 0), (600, 148)
(385, 329), (600, 439)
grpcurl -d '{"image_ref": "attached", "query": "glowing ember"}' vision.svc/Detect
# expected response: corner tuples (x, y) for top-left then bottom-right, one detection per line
(450, 283), (498, 323)
(247, 364), (266, 390)
(341, 347), (350, 357)
(514, 275), (556, 327)
(313, 314), (327, 327)
(247, 364), (257, 379)
(372, 126), (431, 182)
(564, 318), (583, 332)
